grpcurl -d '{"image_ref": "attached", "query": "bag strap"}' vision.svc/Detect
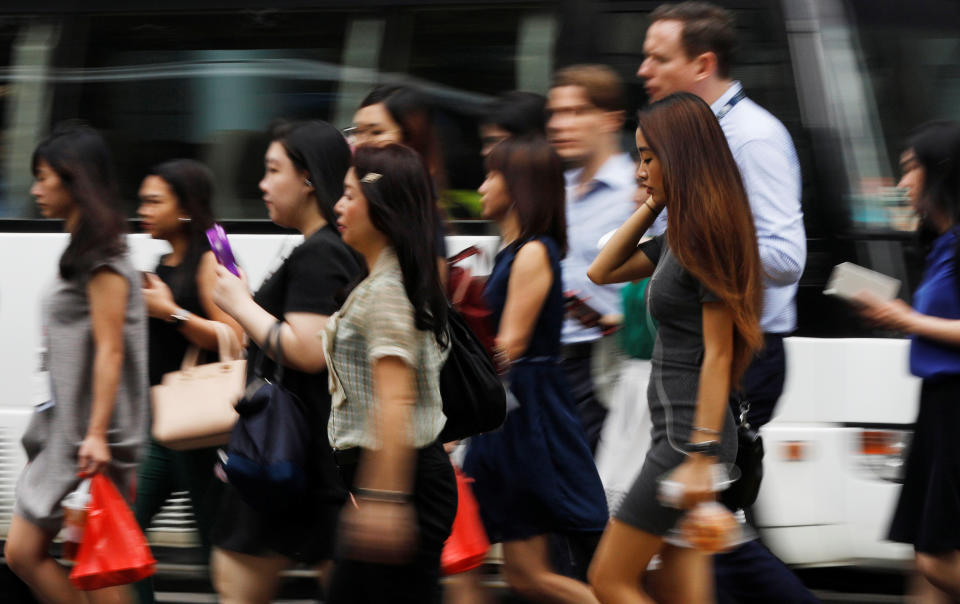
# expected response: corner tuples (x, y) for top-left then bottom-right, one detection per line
(179, 347), (202, 371)
(737, 398), (752, 430)
(271, 321), (286, 383)
(253, 321), (284, 380)
(447, 245), (482, 265)
(212, 322), (242, 361)
(178, 322), (241, 371)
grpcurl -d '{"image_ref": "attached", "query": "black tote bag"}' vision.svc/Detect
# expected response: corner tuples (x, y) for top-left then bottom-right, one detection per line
(438, 307), (506, 442)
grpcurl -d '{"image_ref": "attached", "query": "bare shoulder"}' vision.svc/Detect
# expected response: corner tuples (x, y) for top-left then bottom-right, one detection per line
(513, 239), (550, 273)
(196, 250), (218, 277)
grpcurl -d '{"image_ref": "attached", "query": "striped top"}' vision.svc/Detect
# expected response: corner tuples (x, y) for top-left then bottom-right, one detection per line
(323, 246), (447, 450)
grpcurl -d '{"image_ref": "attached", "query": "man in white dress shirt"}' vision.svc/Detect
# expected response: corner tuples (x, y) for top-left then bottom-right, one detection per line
(639, 3), (815, 603)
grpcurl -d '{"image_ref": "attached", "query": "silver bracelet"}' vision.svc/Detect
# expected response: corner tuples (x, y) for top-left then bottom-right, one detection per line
(355, 488), (411, 504)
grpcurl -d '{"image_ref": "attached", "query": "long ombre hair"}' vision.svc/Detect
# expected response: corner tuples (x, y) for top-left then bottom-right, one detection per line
(637, 92), (763, 383)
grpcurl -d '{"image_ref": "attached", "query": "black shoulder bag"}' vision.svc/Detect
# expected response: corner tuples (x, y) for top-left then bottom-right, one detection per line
(438, 307), (507, 442)
(720, 399), (765, 511)
(222, 321), (312, 511)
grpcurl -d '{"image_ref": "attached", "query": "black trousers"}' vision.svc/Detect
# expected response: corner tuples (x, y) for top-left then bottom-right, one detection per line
(731, 333), (786, 428)
(561, 349), (606, 455)
(715, 333), (819, 604)
(133, 439), (222, 604)
(327, 441), (457, 604)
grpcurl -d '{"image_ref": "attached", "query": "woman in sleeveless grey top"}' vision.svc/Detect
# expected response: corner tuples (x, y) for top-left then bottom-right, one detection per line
(5, 125), (148, 603)
(16, 254), (148, 529)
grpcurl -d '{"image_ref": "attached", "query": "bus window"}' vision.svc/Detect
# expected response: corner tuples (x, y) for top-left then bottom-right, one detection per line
(846, 0), (960, 233)
(58, 11), (353, 219)
(0, 19), (55, 219)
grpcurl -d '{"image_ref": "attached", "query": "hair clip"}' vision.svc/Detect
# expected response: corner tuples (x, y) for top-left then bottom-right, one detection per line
(360, 172), (382, 184)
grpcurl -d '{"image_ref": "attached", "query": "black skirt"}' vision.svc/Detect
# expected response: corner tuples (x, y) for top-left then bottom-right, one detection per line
(326, 441), (457, 604)
(888, 376), (960, 554)
(211, 482), (343, 563)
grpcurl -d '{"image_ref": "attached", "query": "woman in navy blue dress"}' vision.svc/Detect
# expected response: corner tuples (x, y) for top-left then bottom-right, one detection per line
(856, 121), (960, 602)
(464, 136), (607, 604)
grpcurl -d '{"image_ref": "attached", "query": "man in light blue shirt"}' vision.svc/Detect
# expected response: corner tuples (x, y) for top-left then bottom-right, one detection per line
(639, 3), (805, 426)
(547, 65), (641, 454)
(639, 3), (814, 603)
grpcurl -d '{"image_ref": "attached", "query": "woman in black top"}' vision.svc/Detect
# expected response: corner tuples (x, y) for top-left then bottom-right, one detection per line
(211, 120), (361, 603)
(134, 159), (243, 604)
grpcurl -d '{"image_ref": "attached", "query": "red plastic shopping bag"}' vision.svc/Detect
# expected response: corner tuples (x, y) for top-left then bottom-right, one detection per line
(441, 466), (490, 575)
(69, 474), (156, 590)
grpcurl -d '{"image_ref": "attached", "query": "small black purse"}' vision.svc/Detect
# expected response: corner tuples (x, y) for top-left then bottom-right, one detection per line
(720, 400), (765, 511)
(438, 307), (507, 442)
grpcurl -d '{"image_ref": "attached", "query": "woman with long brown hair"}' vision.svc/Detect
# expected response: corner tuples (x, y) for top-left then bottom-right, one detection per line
(586, 92), (763, 603)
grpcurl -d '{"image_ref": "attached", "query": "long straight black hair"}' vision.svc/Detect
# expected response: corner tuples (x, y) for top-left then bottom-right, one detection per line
(32, 123), (127, 280)
(352, 144), (448, 345)
(146, 159), (216, 301)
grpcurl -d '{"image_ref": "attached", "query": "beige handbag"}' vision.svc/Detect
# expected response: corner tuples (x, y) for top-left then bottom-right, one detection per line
(150, 322), (246, 450)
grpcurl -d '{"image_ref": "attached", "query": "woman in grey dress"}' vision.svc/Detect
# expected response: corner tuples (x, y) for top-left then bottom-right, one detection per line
(586, 93), (764, 603)
(4, 124), (148, 604)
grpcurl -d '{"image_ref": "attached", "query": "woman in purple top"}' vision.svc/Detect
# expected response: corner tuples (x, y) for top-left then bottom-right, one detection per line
(857, 121), (960, 602)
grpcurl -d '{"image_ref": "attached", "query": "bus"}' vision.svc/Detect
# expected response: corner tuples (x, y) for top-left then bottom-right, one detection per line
(0, 0), (958, 572)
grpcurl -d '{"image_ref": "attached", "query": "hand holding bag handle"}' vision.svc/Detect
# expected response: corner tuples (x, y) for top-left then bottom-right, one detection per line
(177, 322), (242, 373)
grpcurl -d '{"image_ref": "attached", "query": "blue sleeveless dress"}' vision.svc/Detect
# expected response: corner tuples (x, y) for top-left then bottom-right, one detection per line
(463, 236), (608, 543)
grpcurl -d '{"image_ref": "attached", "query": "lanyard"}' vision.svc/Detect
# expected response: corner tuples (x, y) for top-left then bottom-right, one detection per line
(716, 89), (746, 120)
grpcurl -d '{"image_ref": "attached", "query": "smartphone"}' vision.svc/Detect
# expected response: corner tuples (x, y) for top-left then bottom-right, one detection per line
(564, 291), (621, 336)
(206, 224), (241, 277)
(564, 291), (603, 328)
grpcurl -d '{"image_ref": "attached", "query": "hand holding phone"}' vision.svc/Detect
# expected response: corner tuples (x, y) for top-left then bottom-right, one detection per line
(206, 224), (240, 277)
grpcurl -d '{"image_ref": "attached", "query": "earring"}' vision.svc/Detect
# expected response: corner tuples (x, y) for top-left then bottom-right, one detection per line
(178, 217), (191, 223)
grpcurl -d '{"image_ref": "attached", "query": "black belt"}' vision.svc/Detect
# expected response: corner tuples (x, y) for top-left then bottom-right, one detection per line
(332, 447), (361, 467)
(332, 440), (443, 468)
(562, 341), (596, 360)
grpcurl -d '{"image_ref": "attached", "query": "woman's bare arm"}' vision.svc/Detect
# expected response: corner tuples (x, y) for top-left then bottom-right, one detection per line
(81, 268), (129, 475)
(588, 202), (661, 285)
(496, 240), (553, 362)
